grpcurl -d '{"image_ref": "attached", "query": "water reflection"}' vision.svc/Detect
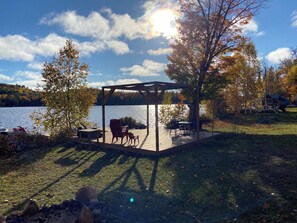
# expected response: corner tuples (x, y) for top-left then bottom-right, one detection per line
(0, 105), (205, 130)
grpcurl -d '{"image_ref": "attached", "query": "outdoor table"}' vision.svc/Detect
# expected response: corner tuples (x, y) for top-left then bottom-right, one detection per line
(178, 121), (195, 135)
(78, 128), (102, 143)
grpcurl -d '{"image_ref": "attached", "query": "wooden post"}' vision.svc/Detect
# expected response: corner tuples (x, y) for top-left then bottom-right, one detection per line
(196, 90), (200, 140)
(102, 88), (106, 143)
(155, 85), (159, 152)
(146, 90), (149, 135)
(102, 88), (115, 143)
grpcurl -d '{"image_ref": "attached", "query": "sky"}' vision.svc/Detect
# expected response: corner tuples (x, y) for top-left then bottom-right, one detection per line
(0, 0), (296, 89)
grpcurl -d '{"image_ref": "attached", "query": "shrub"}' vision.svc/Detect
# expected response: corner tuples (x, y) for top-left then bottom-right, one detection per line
(159, 93), (188, 127)
(119, 117), (146, 129)
(0, 135), (13, 155)
(27, 133), (49, 149)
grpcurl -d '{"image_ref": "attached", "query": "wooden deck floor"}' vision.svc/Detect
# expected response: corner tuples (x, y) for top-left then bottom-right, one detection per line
(93, 128), (219, 156)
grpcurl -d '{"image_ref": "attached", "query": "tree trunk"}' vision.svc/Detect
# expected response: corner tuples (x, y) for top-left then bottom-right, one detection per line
(196, 91), (200, 140)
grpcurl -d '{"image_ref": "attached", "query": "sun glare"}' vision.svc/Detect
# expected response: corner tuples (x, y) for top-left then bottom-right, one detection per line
(150, 9), (177, 38)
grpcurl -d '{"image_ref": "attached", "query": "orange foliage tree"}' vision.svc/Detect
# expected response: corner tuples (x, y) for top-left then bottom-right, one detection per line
(166, 0), (265, 134)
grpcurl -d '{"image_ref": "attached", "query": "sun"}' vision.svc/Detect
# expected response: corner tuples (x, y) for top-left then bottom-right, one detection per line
(150, 9), (177, 38)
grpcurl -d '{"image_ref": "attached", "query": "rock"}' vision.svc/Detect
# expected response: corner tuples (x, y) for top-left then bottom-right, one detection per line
(0, 215), (5, 223)
(75, 186), (98, 205)
(23, 199), (39, 216)
(50, 203), (62, 210)
(6, 214), (25, 223)
(40, 205), (51, 215)
(79, 205), (93, 223)
(61, 199), (71, 208)
(92, 209), (101, 222)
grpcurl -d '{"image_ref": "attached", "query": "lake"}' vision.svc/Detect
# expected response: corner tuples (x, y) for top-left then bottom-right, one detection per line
(0, 105), (205, 130)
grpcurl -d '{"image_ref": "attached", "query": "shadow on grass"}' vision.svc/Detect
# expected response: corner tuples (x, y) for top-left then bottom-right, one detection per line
(79, 151), (120, 177)
(0, 146), (54, 177)
(97, 133), (297, 222)
(2, 132), (296, 222)
(3, 144), (99, 216)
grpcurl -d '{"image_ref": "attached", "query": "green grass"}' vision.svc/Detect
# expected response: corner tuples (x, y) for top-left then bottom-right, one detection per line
(0, 108), (297, 222)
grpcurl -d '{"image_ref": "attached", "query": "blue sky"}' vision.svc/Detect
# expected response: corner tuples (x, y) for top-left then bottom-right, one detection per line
(0, 0), (296, 89)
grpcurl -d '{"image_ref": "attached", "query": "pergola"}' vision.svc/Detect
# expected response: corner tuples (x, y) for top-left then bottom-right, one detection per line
(101, 81), (188, 152)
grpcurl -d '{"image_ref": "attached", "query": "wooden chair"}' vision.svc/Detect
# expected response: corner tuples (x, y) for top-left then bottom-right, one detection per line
(109, 119), (129, 144)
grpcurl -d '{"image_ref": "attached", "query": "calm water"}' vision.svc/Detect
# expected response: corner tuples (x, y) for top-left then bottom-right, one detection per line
(0, 105), (205, 130)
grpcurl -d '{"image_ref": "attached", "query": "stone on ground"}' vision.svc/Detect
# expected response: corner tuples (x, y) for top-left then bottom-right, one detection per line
(75, 186), (98, 205)
(23, 199), (39, 216)
(0, 215), (5, 223)
(79, 205), (94, 223)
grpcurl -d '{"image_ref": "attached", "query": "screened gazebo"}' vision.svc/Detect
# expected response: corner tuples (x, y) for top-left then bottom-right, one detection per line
(101, 81), (188, 152)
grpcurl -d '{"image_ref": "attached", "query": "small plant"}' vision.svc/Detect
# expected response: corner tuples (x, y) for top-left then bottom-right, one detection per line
(27, 132), (49, 149)
(119, 117), (146, 129)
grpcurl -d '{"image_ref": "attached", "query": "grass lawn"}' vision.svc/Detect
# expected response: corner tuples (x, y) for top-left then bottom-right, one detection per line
(1, 108), (297, 222)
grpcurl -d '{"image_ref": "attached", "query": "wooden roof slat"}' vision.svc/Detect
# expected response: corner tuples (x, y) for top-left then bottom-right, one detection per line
(102, 81), (188, 92)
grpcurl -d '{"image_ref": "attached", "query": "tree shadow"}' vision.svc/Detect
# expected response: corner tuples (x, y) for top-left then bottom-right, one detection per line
(79, 151), (120, 177)
(97, 133), (297, 222)
(164, 133), (297, 222)
(3, 146), (98, 216)
(2, 132), (296, 221)
(0, 146), (55, 176)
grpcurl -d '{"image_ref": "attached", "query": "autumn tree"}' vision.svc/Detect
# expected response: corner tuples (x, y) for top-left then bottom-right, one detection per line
(159, 92), (188, 126)
(166, 0), (265, 134)
(32, 40), (96, 138)
(262, 66), (285, 96)
(279, 48), (297, 102)
(221, 39), (262, 114)
(286, 65), (297, 101)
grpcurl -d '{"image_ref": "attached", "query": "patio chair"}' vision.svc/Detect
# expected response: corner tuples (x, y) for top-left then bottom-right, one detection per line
(188, 121), (208, 135)
(109, 119), (129, 144)
(166, 119), (179, 135)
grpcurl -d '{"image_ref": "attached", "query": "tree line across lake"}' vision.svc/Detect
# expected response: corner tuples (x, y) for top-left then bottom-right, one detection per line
(0, 83), (181, 107)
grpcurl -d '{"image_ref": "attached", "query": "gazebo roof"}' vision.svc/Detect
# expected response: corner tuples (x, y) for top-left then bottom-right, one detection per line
(102, 81), (188, 92)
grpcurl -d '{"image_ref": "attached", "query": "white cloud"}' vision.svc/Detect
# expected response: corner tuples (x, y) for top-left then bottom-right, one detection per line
(0, 35), (36, 61)
(0, 33), (66, 62)
(0, 33), (119, 62)
(120, 59), (166, 76)
(105, 40), (130, 55)
(27, 62), (44, 70)
(88, 78), (141, 88)
(40, 3), (181, 42)
(41, 11), (112, 39)
(77, 40), (106, 56)
(147, 48), (172, 55)
(265, 48), (292, 64)
(34, 33), (67, 56)
(12, 71), (43, 89)
(14, 71), (41, 80)
(291, 11), (297, 27)
(89, 72), (103, 76)
(13, 80), (41, 90)
(0, 73), (12, 81)
(108, 13), (148, 40)
(41, 10), (148, 41)
(255, 31), (265, 37)
(240, 18), (265, 37)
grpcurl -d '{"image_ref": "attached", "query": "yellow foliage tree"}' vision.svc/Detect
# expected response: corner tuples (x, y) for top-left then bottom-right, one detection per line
(31, 40), (97, 138)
